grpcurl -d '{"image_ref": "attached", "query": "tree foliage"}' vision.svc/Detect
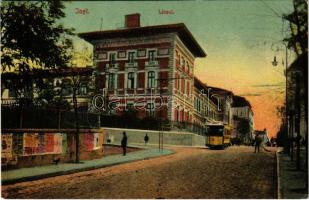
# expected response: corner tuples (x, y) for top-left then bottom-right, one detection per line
(1, 0), (75, 104)
(283, 0), (308, 56)
(1, 1), (74, 72)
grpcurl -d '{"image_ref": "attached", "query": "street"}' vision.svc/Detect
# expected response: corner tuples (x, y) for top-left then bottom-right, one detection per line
(2, 146), (276, 199)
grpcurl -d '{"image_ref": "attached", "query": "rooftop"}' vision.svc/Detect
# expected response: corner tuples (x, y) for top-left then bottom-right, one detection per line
(79, 22), (206, 57)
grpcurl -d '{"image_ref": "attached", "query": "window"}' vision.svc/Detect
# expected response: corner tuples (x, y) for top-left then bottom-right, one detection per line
(127, 72), (135, 89)
(181, 57), (185, 67)
(137, 49), (146, 57)
(128, 52), (135, 63)
(108, 73), (115, 89)
(126, 103), (134, 110)
(118, 51), (126, 58)
(147, 71), (156, 88)
(148, 50), (156, 61)
(146, 103), (155, 117)
(79, 83), (87, 95)
(109, 53), (116, 64)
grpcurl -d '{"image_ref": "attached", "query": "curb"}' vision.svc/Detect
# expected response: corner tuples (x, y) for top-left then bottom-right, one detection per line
(276, 151), (282, 199)
(2, 149), (175, 185)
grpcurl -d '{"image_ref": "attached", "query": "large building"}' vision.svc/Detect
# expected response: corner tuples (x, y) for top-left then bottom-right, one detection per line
(231, 96), (254, 143)
(79, 13), (207, 129)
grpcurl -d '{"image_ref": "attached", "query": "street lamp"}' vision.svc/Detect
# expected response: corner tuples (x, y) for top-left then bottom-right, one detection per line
(272, 42), (289, 154)
(155, 77), (188, 151)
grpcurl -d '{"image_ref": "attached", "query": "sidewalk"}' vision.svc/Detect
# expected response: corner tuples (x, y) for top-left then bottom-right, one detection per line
(279, 148), (308, 199)
(2, 148), (174, 185)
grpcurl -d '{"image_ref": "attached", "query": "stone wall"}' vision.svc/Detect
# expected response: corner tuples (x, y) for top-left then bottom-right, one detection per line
(103, 127), (206, 147)
(2, 129), (104, 170)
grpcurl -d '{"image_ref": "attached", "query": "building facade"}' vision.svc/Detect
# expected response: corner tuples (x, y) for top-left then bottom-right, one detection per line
(232, 106), (254, 142)
(231, 96), (254, 143)
(79, 13), (207, 129)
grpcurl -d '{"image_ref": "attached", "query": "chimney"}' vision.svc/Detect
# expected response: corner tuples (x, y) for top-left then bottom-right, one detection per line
(125, 13), (140, 28)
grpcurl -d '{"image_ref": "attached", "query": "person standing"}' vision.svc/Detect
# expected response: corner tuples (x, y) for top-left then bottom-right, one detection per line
(254, 134), (262, 153)
(121, 132), (127, 156)
(144, 134), (149, 145)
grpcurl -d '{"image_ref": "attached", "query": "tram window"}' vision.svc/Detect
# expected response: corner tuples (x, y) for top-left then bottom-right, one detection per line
(207, 126), (224, 136)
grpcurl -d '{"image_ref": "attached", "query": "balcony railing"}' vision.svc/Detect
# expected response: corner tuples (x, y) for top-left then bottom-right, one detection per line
(106, 63), (119, 68)
(125, 62), (138, 68)
(145, 60), (159, 67)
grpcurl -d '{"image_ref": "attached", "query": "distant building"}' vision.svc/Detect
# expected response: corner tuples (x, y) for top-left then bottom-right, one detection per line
(231, 96), (254, 143)
(206, 86), (234, 128)
(1, 67), (95, 109)
(193, 78), (219, 134)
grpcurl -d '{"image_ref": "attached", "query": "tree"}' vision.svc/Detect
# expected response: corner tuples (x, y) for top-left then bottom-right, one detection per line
(1, 1), (74, 100)
(283, 0), (308, 56)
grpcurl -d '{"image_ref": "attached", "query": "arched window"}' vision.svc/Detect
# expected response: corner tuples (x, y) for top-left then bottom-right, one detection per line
(147, 71), (155, 88)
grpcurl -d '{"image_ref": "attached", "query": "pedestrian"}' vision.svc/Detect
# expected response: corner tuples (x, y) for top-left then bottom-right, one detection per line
(254, 134), (262, 153)
(144, 133), (149, 145)
(121, 131), (127, 156)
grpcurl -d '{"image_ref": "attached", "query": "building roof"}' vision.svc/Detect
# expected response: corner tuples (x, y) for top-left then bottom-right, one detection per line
(194, 77), (207, 91)
(232, 95), (252, 108)
(78, 23), (206, 57)
(207, 86), (234, 96)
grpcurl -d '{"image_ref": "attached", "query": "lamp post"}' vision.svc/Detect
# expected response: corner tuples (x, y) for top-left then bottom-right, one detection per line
(155, 76), (188, 151)
(272, 42), (289, 154)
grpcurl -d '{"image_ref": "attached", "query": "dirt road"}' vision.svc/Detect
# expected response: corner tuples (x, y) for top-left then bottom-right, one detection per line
(2, 146), (276, 199)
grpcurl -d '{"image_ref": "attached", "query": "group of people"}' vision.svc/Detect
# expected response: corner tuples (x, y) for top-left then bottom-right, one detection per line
(121, 132), (149, 156)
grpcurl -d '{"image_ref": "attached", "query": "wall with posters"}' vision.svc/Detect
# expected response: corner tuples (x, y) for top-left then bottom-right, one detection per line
(1, 129), (104, 170)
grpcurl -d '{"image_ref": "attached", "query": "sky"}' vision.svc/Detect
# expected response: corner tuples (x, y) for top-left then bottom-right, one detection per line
(61, 0), (294, 138)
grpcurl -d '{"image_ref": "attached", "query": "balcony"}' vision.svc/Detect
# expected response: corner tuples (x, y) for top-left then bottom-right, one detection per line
(145, 60), (159, 67)
(125, 62), (138, 68)
(105, 63), (119, 68)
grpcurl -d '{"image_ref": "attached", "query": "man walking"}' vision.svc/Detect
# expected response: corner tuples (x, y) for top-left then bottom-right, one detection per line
(121, 132), (127, 156)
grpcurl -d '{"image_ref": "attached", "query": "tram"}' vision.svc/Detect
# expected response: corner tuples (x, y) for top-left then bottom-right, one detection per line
(205, 124), (232, 149)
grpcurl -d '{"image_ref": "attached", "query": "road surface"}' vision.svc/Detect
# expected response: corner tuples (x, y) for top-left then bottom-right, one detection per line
(2, 146), (276, 199)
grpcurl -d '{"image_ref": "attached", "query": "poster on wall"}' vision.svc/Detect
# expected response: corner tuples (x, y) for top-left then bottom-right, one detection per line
(54, 133), (62, 154)
(38, 133), (45, 153)
(1, 133), (13, 164)
(13, 133), (23, 155)
(23, 133), (40, 155)
(45, 133), (54, 153)
(84, 133), (94, 151)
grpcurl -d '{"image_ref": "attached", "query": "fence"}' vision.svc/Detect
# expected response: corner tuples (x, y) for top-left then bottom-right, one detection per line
(2, 105), (99, 129)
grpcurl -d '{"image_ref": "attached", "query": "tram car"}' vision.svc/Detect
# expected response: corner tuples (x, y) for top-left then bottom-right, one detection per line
(205, 124), (232, 149)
